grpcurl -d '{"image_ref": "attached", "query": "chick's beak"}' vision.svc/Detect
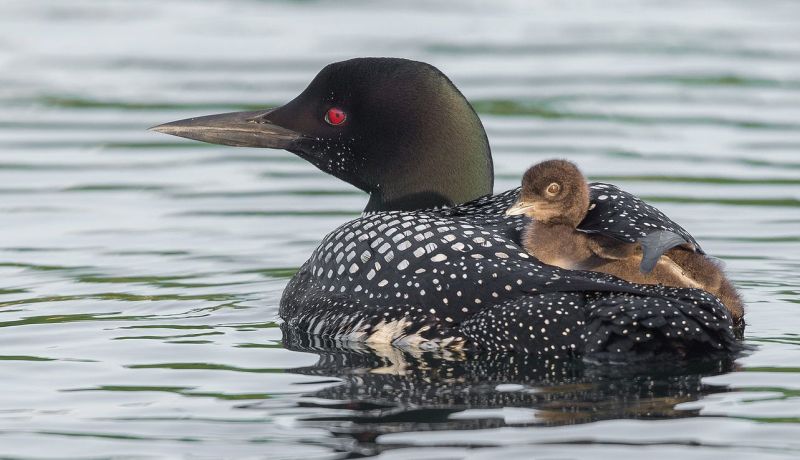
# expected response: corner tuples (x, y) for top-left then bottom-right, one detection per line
(505, 200), (536, 216)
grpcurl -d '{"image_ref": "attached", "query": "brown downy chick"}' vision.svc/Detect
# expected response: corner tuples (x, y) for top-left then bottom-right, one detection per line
(506, 159), (744, 326)
(664, 248), (745, 329)
(506, 159), (602, 269)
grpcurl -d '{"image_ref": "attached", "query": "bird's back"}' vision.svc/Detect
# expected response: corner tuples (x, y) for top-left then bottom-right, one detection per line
(280, 188), (739, 359)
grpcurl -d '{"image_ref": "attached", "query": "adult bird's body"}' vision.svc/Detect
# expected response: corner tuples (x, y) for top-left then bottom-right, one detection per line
(152, 57), (741, 358)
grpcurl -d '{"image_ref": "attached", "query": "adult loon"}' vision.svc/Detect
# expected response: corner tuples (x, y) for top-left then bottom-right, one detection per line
(508, 159), (744, 326)
(152, 57), (741, 358)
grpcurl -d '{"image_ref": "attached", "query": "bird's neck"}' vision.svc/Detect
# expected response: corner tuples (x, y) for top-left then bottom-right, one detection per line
(365, 191), (452, 212)
(363, 102), (493, 212)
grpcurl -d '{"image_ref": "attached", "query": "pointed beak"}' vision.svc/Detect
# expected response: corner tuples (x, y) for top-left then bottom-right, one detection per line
(505, 200), (536, 216)
(149, 109), (302, 149)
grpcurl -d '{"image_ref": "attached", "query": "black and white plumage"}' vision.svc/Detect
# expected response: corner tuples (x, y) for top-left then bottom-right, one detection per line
(580, 183), (701, 247)
(582, 183), (703, 273)
(280, 187), (737, 359)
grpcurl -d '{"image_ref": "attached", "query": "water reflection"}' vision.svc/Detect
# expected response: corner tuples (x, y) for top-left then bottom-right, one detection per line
(279, 330), (738, 455)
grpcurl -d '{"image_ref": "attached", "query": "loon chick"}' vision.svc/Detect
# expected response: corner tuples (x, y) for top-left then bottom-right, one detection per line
(151, 57), (741, 358)
(507, 160), (744, 325)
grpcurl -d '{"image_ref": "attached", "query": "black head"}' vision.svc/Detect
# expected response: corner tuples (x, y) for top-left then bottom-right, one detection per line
(506, 159), (589, 227)
(152, 58), (493, 212)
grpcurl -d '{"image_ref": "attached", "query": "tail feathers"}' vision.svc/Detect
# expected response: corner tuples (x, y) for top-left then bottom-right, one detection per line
(584, 289), (739, 360)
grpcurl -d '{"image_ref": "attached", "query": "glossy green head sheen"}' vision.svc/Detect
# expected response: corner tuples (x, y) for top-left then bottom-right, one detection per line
(152, 58), (493, 212)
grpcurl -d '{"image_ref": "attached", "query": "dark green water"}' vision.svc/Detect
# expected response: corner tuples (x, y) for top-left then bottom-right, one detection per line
(1, 0), (799, 458)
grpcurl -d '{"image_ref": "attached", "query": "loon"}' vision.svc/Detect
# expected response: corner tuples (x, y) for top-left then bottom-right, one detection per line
(507, 159), (744, 327)
(152, 57), (741, 358)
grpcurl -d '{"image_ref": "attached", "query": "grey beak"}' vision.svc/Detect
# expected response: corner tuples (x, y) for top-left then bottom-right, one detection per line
(149, 109), (302, 149)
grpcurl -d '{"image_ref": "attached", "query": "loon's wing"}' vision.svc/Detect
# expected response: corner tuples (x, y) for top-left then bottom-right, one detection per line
(577, 183), (701, 273)
(460, 288), (736, 359)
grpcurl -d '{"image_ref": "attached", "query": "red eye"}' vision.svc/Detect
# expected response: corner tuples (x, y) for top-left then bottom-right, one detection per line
(325, 107), (347, 126)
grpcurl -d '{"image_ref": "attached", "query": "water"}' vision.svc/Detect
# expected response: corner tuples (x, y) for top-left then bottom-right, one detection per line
(0, 0), (799, 458)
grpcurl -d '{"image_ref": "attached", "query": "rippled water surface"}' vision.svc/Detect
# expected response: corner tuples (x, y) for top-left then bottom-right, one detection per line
(1, 0), (799, 458)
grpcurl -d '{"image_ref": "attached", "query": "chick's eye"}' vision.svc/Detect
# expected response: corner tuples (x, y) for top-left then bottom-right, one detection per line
(325, 107), (347, 126)
(546, 183), (560, 195)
